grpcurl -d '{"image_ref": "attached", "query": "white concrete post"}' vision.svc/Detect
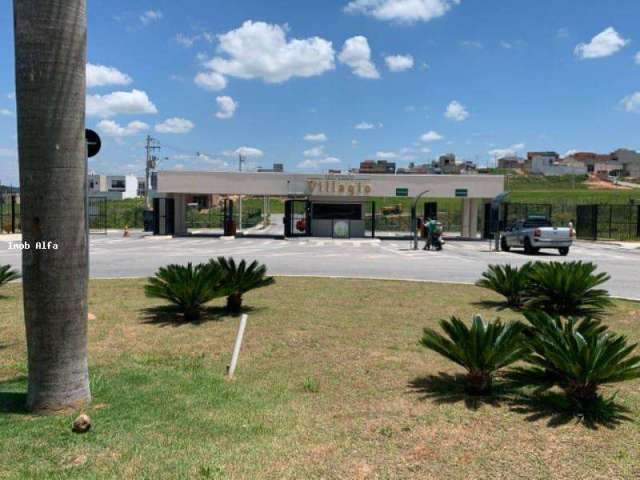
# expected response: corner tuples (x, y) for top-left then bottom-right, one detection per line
(461, 198), (471, 238)
(228, 314), (248, 379)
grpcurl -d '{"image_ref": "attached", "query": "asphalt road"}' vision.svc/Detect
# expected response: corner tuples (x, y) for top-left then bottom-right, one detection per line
(1, 232), (639, 300)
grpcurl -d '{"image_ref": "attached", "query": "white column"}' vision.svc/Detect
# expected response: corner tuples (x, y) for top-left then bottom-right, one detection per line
(461, 198), (471, 237)
(172, 194), (188, 236)
(469, 199), (479, 239)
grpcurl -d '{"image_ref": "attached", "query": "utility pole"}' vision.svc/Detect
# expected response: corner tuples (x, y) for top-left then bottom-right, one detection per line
(238, 153), (245, 231)
(145, 135), (160, 209)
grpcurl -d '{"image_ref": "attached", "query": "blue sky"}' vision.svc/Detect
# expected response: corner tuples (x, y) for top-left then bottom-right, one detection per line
(1, 0), (640, 183)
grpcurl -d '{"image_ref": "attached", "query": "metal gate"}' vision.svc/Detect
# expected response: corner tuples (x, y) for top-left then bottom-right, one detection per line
(0, 194), (20, 233)
(502, 203), (553, 226)
(284, 199), (310, 237)
(88, 197), (108, 234)
(153, 198), (175, 236)
(576, 205), (597, 240)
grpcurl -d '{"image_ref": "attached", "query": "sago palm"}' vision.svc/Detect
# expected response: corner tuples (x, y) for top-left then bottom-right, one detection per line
(420, 315), (528, 395)
(476, 263), (533, 308)
(524, 261), (612, 318)
(214, 257), (275, 313)
(145, 262), (225, 321)
(518, 311), (640, 407)
(0, 265), (20, 288)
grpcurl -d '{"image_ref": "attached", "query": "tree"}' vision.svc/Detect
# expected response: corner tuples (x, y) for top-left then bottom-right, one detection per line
(13, 1), (90, 412)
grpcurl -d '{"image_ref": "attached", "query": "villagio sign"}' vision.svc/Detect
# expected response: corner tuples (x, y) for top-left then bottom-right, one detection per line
(306, 179), (373, 196)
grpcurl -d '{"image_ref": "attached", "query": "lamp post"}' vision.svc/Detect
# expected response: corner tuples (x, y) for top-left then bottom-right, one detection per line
(413, 189), (430, 250)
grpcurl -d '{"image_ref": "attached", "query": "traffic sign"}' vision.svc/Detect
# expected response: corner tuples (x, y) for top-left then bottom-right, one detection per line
(396, 187), (409, 197)
(85, 129), (101, 158)
(455, 188), (468, 198)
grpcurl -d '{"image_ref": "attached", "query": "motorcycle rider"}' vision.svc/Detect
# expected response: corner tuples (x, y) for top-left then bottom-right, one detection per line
(423, 217), (437, 251)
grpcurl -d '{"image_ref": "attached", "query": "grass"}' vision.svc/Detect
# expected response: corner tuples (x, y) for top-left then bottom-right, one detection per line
(1, 278), (640, 478)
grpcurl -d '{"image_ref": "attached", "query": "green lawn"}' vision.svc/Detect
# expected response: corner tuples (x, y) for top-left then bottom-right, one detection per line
(1, 278), (640, 479)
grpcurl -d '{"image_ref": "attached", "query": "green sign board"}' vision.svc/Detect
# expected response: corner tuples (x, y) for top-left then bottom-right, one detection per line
(455, 188), (468, 198)
(396, 188), (409, 197)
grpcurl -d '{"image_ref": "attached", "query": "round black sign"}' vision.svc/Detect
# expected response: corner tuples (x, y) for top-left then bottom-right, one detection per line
(85, 129), (101, 158)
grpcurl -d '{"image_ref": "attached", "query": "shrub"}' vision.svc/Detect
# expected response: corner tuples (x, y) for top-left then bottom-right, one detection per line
(476, 263), (532, 308)
(523, 261), (612, 318)
(0, 265), (20, 288)
(214, 257), (275, 313)
(145, 262), (225, 321)
(420, 315), (528, 395)
(517, 311), (640, 409)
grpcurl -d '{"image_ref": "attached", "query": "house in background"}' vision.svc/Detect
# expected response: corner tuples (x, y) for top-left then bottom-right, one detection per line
(611, 149), (640, 178)
(528, 151), (588, 176)
(359, 160), (396, 174)
(497, 156), (525, 170)
(88, 172), (140, 200)
(258, 163), (284, 173)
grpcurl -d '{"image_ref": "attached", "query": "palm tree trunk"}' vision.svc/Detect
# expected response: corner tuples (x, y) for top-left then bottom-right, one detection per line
(13, 0), (90, 412)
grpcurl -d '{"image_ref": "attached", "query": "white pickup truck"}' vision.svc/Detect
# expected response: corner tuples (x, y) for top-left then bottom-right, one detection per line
(500, 217), (573, 256)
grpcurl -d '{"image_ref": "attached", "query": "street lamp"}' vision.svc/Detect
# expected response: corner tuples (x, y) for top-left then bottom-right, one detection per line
(413, 189), (430, 250)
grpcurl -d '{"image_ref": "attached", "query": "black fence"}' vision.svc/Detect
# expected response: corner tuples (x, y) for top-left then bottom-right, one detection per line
(186, 206), (262, 231)
(88, 197), (108, 234)
(576, 204), (640, 241)
(503, 202), (640, 241)
(0, 195), (20, 233)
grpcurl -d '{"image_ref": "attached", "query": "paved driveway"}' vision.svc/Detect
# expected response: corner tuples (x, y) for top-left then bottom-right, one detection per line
(1, 233), (639, 300)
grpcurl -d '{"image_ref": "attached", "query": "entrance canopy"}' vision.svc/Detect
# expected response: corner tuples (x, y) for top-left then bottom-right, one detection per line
(156, 171), (505, 200)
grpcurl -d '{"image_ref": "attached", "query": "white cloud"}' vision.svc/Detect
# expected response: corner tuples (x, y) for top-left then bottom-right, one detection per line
(574, 27), (629, 59)
(155, 118), (195, 134)
(344, 0), (461, 24)
(234, 147), (264, 158)
(635, 51), (640, 65)
(202, 21), (335, 84)
(420, 130), (443, 142)
(376, 151), (398, 160)
(97, 119), (149, 137)
(215, 96), (238, 119)
(444, 100), (469, 121)
(385, 54), (414, 72)
(86, 89), (158, 118)
(194, 71), (228, 91)
(86, 64), (132, 88)
(304, 146), (325, 158)
(140, 10), (162, 26)
(304, 133), (328, 142)
(297, 157), (340, 169)
(0, 109), (14, 116)
(621, 92), (640, 113)
(461, 40), (483, 49)
(6, 92), (15, 100)
(338, 36), (380, 79)
(175, 33), (198, 48)
(355, 121), (377, 130)
(488, 143), (525, 158)
(563, 149), (579, 158)
(500, 41), (513, 49)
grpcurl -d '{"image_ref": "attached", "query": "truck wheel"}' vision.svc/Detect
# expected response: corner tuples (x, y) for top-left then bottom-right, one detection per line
(559, 247), (569, 256)
(524, 238), (535, 255)
(500, 236), (510, 252)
